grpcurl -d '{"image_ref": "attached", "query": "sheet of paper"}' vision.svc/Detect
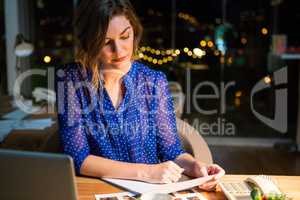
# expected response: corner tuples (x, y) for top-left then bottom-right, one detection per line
(0, 120), (16, 142)
(23, 106), (42, 114)
(13, 118), (54, 130)
(2, 109), (28, 120)
(102, 175), (214, 194)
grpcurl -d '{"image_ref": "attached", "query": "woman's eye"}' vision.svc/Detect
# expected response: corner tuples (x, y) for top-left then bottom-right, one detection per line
(121, 34), (130, 40)
(105, 40), (111, 45)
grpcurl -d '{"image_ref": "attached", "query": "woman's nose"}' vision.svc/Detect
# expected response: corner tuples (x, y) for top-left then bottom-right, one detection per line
(112, 41), (123, 56)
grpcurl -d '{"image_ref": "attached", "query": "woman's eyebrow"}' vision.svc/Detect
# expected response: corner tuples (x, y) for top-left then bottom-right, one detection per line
(105, 26), (131, 40)
(120, 26), (131, 35)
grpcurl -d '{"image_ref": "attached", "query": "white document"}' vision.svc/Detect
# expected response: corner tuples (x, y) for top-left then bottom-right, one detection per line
(2, 109), (28, 120)
(102, 175), (214, 194)
(13, 118), (54, 130)
(0, 118), (54, 142)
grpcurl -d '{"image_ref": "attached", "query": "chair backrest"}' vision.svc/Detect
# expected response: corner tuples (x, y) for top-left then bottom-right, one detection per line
(176, 117), (213, 164)
(43, 118), (213, 164)
(169, 82), (185, 118)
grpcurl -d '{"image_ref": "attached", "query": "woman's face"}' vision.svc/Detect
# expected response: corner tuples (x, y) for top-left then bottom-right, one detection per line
(99, 15), (134, 72)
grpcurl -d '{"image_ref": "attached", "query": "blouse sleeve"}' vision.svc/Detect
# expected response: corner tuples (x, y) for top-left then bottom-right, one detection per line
(56, 67), (90, 174)
(154, 72), (185, 162)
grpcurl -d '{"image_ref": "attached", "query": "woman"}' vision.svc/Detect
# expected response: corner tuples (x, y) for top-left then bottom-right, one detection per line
(56, 0), (225, 190)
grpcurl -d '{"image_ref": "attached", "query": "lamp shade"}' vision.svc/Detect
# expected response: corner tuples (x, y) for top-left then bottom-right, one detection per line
(14, 41), (34, 57)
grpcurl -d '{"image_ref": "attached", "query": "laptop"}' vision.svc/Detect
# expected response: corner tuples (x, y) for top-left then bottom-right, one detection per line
(0, 149), (78, 200)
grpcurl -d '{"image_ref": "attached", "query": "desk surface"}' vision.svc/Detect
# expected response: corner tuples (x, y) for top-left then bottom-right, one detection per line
(76, 175), (300, 200)
(0, 106), (58, 151)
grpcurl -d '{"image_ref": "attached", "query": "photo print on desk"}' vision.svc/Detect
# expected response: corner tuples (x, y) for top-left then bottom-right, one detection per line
(95, 189), (207, 200)
(172, 189), (207, 200)
(95, 192), (136, 200)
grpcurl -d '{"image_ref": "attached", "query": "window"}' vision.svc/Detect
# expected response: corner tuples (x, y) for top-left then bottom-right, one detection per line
(131, 0), (299, 140)
(0, 0), (7, 94)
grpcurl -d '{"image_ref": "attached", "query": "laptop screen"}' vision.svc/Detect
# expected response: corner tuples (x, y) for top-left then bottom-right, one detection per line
(0, 149), (77, 200)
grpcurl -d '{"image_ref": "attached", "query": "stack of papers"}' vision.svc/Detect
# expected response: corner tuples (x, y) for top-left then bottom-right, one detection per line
(13, 118), (54, 130)
(95, 176), (213, 200)
(2, 109), (29, 120)
(0, 111), (54, 142)
(102, 175), (214, 194)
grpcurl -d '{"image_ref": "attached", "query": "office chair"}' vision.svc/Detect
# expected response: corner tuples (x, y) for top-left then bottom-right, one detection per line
(42, 118), (213, 165)
(169, 83), (212, 164)
(169, 82), (185, 118)
(176, 117), (213, 164)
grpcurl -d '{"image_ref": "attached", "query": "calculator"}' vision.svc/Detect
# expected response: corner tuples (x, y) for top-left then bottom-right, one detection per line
(219, 175), (282, 200)
(219, 181), (252, 200)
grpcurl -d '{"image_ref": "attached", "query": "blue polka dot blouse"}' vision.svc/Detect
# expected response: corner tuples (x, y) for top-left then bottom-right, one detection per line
(56, 61), (184, 173)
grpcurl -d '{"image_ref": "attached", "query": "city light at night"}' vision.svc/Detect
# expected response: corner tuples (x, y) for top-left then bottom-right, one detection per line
(43, 56), (51, 63)
(261, 27), (268, 35)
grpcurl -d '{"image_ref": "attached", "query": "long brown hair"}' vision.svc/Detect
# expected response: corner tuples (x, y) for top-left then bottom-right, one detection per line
(74, 0), (143, 88)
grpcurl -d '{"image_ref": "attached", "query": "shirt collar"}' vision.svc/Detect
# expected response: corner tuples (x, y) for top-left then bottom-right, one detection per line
(123, 61), (138, 88)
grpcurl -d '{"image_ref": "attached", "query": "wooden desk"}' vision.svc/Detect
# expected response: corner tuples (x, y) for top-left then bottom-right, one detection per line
(0, 107), (59, 152)
(76, 175), (300, 200)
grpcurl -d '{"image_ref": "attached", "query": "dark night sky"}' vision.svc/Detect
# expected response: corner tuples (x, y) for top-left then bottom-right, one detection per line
(130, 0), (299, 46)
(34, 0), (300, 48)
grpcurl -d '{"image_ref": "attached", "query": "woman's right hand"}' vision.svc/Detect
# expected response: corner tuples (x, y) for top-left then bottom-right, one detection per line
(142, 161), (184, 184)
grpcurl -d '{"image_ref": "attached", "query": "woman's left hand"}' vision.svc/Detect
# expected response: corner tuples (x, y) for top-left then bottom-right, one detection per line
(191, 161), (225, 191)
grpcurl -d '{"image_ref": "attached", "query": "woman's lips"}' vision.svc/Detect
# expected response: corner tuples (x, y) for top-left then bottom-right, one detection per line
(112, 55), (128, 63)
